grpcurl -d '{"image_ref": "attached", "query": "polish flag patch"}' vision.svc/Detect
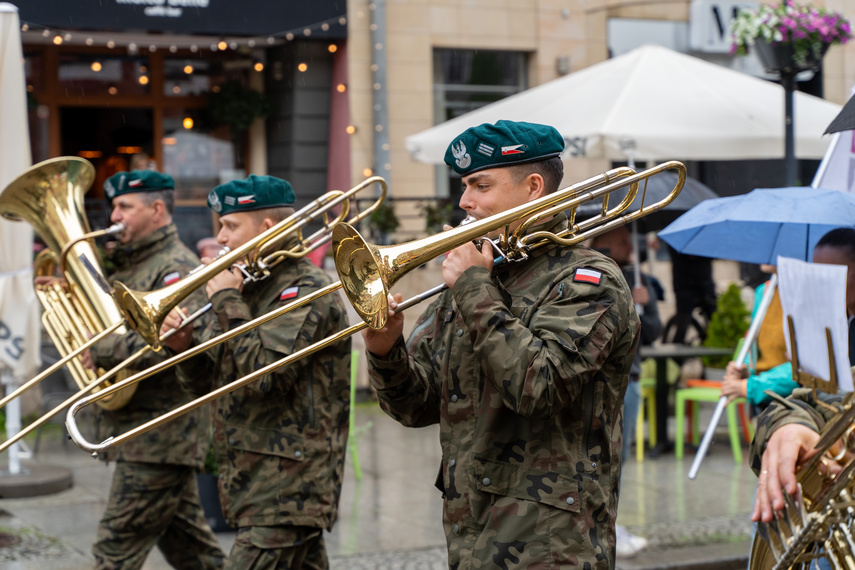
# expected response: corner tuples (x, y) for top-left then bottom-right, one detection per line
(128, 179), (143, 187)
(279, 286), (299, 301)
(573, 268), (602, 285)
(501, 144), (525, 155)
(237, 195), (256, 205)
(163, 271), (181, 285)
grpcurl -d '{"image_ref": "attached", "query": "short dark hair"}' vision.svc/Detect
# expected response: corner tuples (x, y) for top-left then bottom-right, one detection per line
(815, 228), (855, 262)
(508, 156), (564, 194)
(248, 206), (295, 226)
(139, 189), (174, 215)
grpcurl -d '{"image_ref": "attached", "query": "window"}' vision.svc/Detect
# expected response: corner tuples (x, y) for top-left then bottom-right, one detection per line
(432, 48), (528, 208)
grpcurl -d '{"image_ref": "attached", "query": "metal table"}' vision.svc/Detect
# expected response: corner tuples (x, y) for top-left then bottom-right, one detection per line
(639, 344), (734, 457)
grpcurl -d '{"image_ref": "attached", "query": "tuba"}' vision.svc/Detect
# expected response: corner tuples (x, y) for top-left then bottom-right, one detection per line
(0, 157), (136, 410)
(750, 318), (855, 570)
(749, 394), (855, 570)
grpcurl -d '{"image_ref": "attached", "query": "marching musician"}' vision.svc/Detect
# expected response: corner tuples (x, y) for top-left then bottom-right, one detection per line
(362, 120), (640, 569)
(85, 170), (225, 569)
(751, 228), (855, 526)
(160, 175), (351, 569)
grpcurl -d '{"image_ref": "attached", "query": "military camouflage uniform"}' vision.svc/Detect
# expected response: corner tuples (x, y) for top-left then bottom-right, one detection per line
(367, 215), (640, 570)
(175, 248), (351, 569)
(90, 224), (224, 569)
(748, 387), (842, 477)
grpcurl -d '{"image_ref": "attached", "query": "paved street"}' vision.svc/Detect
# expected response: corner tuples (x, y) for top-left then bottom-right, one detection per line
(0, 400), (758, 569)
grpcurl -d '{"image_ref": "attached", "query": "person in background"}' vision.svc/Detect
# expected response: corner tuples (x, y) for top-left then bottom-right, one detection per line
(362, 120), (640, 569)
(750, 228), (855, 570)
(720, 264), (798, 411)
(130, 153), (154, 171)
(161, 175), (352, 569)
(86, 170), (224, 569)
(591, 225), (662, 558)
(196, 236), (222, 260)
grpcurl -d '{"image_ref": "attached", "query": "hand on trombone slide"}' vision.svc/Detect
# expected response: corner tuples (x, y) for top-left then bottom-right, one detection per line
(160, 307), (194, 353)
(362, 293), (405, 358)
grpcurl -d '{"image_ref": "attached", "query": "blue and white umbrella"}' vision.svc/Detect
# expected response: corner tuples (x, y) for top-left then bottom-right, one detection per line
(658, 186), (855, 265)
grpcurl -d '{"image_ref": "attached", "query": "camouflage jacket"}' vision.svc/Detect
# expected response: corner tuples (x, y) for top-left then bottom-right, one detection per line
(367, 215), (640, 570)
(91, 224), (211, 469)
(175, 253), (351, 530)
(748, 387), (843, 477)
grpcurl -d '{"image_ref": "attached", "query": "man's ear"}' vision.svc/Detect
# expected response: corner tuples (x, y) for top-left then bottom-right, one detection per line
(528, 173), (546, 201)
(260, 217), (276, 232)
(151, 199), (166, 221)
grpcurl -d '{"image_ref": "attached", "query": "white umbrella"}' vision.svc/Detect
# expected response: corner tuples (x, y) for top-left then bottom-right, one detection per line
(0, 3), (38, 475)
(405, 44), (841, 164)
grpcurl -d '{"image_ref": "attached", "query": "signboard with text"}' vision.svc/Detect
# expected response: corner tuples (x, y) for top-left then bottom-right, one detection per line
(10, 0), (347, 38)
(689, 0), (759, 53)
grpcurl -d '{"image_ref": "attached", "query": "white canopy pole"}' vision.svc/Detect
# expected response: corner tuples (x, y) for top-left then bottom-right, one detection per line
(688, 273), (778, 480)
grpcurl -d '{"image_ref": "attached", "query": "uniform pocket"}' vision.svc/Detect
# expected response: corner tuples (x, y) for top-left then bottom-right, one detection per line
(472, 457), (580, 514)
(224, 421), (305, 461)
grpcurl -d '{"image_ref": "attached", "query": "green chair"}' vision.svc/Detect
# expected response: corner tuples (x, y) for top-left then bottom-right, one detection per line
(674, 341), (754, 463)
(348, 350), (363, 481)
(635, 377), (657, 462)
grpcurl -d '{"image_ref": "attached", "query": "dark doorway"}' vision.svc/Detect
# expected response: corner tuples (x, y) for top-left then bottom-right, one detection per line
(60, 107), (154, 229)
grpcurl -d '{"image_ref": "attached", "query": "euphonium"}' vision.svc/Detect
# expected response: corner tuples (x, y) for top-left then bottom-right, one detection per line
(750, 393), (855, 570)
(0, 157), (136, 410)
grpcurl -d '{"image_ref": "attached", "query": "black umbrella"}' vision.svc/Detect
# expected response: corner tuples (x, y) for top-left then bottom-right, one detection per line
(824, 92), (855, 135)
(576, 171), (719, 233)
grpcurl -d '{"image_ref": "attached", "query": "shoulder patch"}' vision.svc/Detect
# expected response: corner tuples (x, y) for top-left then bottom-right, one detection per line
(163, 271), (181, 285)
(279, 286), (299, 301)
(573, 267), (602, 285)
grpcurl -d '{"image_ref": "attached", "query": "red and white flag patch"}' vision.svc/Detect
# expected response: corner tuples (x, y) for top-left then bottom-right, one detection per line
(573, 268), (602, 285)
(163, 271), (181, 285)
(237, 195), (256, 205)
(128, 179), (143, 188)
(279, 286), (299, 301)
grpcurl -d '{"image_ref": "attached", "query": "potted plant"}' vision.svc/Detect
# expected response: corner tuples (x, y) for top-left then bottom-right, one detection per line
(420, 199), (455, 235)
(367, 199), (399, 245)
(701, 283), (751, 370)
(730, 0), (852, 72)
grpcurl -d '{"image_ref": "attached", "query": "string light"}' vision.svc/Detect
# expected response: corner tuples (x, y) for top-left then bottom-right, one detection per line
(138, 75), (149, 85)
(346, 125), (357, 134)
(253, 61), (264, 72)
(183, 117), (194, 129)
(298, 63), (308, 72)
(336, 83), (346, 93)
(328, 44), (337, 53)
(18, 15), (349, 52)
(90, 61), (102, 72)
(362, 168), (373, 177)
(184, 64), (194, 74)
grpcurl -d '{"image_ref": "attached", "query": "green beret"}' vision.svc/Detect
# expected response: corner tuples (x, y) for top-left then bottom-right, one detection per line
(104, 170), (174, 201)
(207, 174), (295, 215)
(444, 120), (564, 176)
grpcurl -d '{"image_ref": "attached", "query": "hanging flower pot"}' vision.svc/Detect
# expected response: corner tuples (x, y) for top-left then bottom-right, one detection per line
(753, 40), (829, 74)
(730, 1), (851, 72)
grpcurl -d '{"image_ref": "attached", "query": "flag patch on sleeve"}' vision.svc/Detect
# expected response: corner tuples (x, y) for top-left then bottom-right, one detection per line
(573, 268), (602, 285)
(279, 286), (299, 301)
(163, 271), (181, 285)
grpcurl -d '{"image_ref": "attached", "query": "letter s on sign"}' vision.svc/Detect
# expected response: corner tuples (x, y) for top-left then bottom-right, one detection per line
(563, 137), (587, 158)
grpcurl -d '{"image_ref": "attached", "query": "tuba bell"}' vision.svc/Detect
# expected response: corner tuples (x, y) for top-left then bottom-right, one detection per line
(0, 157), (136, 410)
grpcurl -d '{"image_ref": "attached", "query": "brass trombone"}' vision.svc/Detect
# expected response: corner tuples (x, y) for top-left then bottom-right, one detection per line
(0, 176), (387, 454)
(65, 161), (686, 456)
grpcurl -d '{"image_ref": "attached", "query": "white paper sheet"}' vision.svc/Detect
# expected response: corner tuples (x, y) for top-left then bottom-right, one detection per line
(778, 256), (853, 393)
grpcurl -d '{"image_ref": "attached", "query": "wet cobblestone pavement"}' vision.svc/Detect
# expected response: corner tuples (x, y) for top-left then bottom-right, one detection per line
(0, 402), (758, 569)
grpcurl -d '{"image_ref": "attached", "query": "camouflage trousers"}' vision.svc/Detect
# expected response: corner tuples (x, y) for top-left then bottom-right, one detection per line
(444, 494), (615, 570)
(93, 461), (226, 570)
(225, 525), (327, 570)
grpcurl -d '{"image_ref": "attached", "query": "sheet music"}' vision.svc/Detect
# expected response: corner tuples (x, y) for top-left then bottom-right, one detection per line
(778, 256), (852, 392)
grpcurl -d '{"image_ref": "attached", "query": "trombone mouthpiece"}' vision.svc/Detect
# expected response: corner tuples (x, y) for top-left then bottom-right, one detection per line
(106, 223), (125, 236)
